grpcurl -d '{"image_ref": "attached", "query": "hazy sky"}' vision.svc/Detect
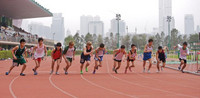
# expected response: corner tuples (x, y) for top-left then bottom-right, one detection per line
(21, 0), (200, 35)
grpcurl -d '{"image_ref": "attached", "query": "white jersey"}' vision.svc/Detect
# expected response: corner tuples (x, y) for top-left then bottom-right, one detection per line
(178, 44), (189, 60)
(96, 49), (105, 56)
(34, 44), (45, 59)
(115, 50), (125, 60)
(66, 47), (75, 58)
(146, 44), (153, 52)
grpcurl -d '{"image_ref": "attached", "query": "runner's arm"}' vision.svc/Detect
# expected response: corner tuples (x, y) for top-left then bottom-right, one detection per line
(12, 46), (18, 60)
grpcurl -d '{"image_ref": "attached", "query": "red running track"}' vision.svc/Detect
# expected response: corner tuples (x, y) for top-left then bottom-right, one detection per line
(0, 55), (200, 98)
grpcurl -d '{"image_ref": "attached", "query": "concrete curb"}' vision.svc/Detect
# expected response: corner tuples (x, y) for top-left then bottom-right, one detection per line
(165, 66), (200, 76)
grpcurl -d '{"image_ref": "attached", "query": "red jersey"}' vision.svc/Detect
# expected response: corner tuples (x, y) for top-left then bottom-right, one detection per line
(53, 49), (62, 59)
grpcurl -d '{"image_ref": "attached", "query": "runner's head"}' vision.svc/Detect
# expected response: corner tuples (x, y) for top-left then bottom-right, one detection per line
(148, 39), (153, 46)
(99, 43), (104, 50)
(69, 41), (74, 48)
(38, 37), (44, 45)
(158, 46), (163, 52)
(86, 41), (92, 48)
(20, 39), (26, 47)
(183, 42), (188, 49)
(120, 45), (125, 52)
(131, 44), (136, 50)
(56, 42), (62, 50)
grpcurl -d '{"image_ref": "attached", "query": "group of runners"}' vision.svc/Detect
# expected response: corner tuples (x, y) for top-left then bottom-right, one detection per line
(5, 38), (190, 76)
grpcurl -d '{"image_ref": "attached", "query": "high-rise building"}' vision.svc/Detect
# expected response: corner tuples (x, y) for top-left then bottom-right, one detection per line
(80, 15), (104, 36)
(196, 25), (200, 33)
(184, 14), (194, 35)
(51, 13), (65, 44)
(88, 21), (104, 37)
(28, 22), (51, 38)
(159, 0), (175, 36)
(80, 15), (93, 36)
(109, 19), (126, 36)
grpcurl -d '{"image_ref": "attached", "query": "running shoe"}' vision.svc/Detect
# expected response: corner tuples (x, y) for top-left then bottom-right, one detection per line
(65, 72), (68, 75)
(80, 71), (83, 74)
(178, 66), (181, 70)
(112, 68), (115, 71)
(55, 72), (59, 75)
(93, 70), (96, 74)
(5, 72), (9, 75)
(114, 69), (118, 74)
(147, 70), (150, 73)
(86, 67), (88, 72)
(20, 73), (26, 76)
(143, 69), (145, 73)
(50, 70), (53, 75)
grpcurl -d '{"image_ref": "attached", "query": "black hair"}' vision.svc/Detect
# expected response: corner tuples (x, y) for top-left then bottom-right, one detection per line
(56, 42), (62, 47)
(100, 43), (104, 48)
(38, 37), (44, 42)
(148, 39), (153, 43)
(158, 46), (163, 50)
(183, 42), (188, 46)
(20, 39), (26, 43)
(131, 44), (136, 48)
(121, 45), (125, 49)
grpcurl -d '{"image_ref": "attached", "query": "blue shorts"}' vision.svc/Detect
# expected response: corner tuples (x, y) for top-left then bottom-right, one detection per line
(80, 53), (91, 64)
(143, 52), (152, 61)
(94, 56), (103, 61)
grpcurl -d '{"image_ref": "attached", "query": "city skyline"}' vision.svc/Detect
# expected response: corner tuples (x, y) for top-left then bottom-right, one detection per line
(21, 0), (200, 36)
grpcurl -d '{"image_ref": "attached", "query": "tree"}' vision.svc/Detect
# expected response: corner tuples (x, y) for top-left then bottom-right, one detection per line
(64, 35), (74, 46)
(92, 34), (97, 49)
(121, 34), (131, 51)
(104, 37), (110, 50)
(188, 33), (198, 43)
(73, 32), (83, 50)
(110, 32), (117, 50)
(85, 33), (93, 43)
(97, 34), (103, 46)
(170, 29), (179, 49)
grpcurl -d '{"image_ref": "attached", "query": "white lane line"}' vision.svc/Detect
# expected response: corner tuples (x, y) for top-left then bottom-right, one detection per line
(80, 75), (135, 98)
(134, 72), (200, 90)
(9, 76), (19, 98)
(81, 60), (136, 98)
(105, 56), (197, 98)
(49, 75), (78, 98)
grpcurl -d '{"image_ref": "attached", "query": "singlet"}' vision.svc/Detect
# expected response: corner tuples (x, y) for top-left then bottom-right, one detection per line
(66, 47), (75, 58)
(15, 45), (25, 57)
(115, 49), (125, 60)
(53, 49), (62, 59)
(129, 50), (136, 58)
(157, 50), (165, 59)
(96, 48), (105, 56)
(82, 46), (92, 57)
(145, 44), (153, 53)
(178, 44), (189, 60)
(34, 44), (45, 59)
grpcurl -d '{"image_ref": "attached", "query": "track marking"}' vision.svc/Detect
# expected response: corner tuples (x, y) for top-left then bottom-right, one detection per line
(49, 75), (78, 98)
(80, 75), (136, 98)
(134, 72), (200, 90)
(9, 76), (19, 98)
(48, 60), (80, 98)
(105, 56), (198, 98)
(81, 60), (137, 98)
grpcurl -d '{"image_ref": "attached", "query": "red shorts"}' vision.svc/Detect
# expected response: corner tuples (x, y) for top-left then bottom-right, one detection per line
(35, 58), (42, 62)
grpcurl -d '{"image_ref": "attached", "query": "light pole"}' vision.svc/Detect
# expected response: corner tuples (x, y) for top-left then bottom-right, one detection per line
(167, 16), (172, 49)
(116, 14), (121, 48)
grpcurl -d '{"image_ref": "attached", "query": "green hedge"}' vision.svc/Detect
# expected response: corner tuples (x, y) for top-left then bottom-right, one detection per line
(0, 50), (13, 60)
